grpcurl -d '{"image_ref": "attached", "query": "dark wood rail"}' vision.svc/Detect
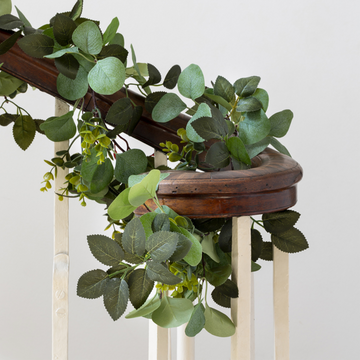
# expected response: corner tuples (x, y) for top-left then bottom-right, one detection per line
(0, 29), (188, 151)
(0, 30), (303, 218)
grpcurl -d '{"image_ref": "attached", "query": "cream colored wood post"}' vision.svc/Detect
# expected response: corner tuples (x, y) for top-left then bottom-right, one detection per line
(148, 150), (171, 360)
(52, 99), (70, 360)
(273, 246), (289, 360)
(231, 216), (254, 360)
(177, 323), (195, 360)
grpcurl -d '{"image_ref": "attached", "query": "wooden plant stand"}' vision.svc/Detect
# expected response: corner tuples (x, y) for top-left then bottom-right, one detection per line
(0, 29), (303, 360)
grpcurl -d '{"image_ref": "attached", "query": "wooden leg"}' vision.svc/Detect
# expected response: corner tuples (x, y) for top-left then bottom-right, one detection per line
(273, 246), (289, 360)
(177, 324), (195, 360)
(231, 216), (254, 360)
(52, 99), (70, 360)
(148, 321), (171, 360)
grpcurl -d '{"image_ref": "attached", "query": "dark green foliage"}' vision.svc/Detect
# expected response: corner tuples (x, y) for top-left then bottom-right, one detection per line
(211, 279), (239, 308)
(128, 269), (154, 309)
(18, 33), (54, 58)
(77, 269), (108, 299)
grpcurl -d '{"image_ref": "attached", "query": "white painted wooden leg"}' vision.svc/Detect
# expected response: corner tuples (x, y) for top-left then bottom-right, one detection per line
(231, 216), (253, 360)
(148, 321), (171, 360)
(176, 324), (195, 360)
(52, 98), (70, 360)
(148, 150), (171, 360)
(273, 246), (289, 360)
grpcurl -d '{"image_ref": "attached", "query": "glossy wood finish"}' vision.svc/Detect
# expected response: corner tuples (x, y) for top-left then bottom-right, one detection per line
(137, 148), (303, 218)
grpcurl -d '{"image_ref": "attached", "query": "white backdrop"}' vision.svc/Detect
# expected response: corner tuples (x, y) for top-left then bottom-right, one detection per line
(0, 0), (359, 359)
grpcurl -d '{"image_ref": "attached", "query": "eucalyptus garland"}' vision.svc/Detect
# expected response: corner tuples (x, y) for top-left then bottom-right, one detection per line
(0, 0), (308, 337)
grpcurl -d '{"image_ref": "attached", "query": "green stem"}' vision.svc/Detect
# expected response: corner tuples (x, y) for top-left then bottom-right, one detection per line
(251, 217), (264, 229)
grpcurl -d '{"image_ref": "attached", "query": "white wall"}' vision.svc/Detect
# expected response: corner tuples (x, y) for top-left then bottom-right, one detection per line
(0, 0), (359, 359)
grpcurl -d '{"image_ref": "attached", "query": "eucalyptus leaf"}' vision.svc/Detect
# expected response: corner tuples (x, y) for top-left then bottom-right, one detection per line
(185, 303), (205, 337)
(186, 103), (211, 143)
(105, 97), (133, 126)
(128, 269), (154, 309)
(201, 233), (220, 263)
(107, 187), (137, 220)
(234, 76), (261, 97)
(103, 17), (119, 45)
(163, 65), (181, 89)
(269, 136), (291, 157)
(77, 269), (108, 299)
(245, 137), (270, 158)
(87, 234), (124, 266)
(122, 217), (146, 256)
(98, 44), (128, 63)
(205, 141), (230, 169)
(144, 91), (166, 114)
(214, 76), (235, 102)
(54, 53), (80, 80)
(178, 64), (205, 100)
(72, 20), (102, 54)
(103, 278), (129, 321)
(226, 136), (251, 165)
(13, 115), (36, 150)
(143, 63), (161, 88)
(238, 109), (271, 145)
(0, 72), (25, 96)
(18, 34), (54, 58)
(237, 96), (263, 112)
(152, 93), (187, 123)
(253, 88), (269, 112)
(88, 57), (125, 95)
(191, 116), (224, 141)
(69, 0), (83, 21)
(125, 294), (161, 319)
(268, 110), (293, 138)
(45, 46), (80, 59)
(0, 0), (12, 16)
(152, 296), (194, 328)
(139, 212), (157, 239)
(211, 279), (239, 308)
(0, 29), (21, 55)
(15, 6), (31, 29)
(56, 66), (89, 101)
(204, 305), (235, 337)
(53, 13), (77, 46)
(203, 92), (232, 112)
(115, 148), (148, 184)
(40, 111), (76, 142)
(271, 228), (309, 253)
(128, 105), (143, 135)
(0, 14), (23, 30)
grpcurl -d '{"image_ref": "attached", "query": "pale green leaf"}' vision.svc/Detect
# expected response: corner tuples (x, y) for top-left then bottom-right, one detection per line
(72, 20), (102, 55)
(186, 103), (211, 142)
(204, 305), (235, 337)
(152, 93), (187, 123)
(178, 64), (205, 100)
(125, 294), (161, 319)
(103, 17), (119, 45)
(40, 111), (76, 142)
(56, 66), (89, 101)
(0, 0), (12, 16)
(185, 303), (206, 337)
(107, 188), (137, 220)
(238, 109), (270, 145)
(0, 71), (24, 96)
(114, 149), (148, 184)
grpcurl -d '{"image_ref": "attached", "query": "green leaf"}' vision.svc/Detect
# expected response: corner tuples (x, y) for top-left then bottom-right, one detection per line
(0, 29), (21, 55)
(185, 303), (206, 337)
(0, 113), (17, 126)
(15, 6), (31, 27)
(251, 228), (263, 262)
(72, 20), (102, 54)
(105, 97), (133, 126)
(269, 136), (291, 157)
(214, 76), (235, 103)
(205, 141), (230, 169)
(128, 105), (142, 135)
(152, 93), (187, 123)
(170, 224), (202, 266)
(139, 212), (157, 239)
(263, 210), (300, 234)
(146, 262), (182, 285)
(252, 261), (261, 272)
(40, 111), (76, 141)
(186, 103), (211, 143)
(259, 241), (273, 261)
(98, 44), (128, 63)
(80, 149), (114, 193)
(107, 188), (137, 220)
(18, 34), (54, 58)
(56, 65), (89, 101)
(0, 14), (23, 30)
(125, 294), (161, 319)
(103, 278), (129, 321)
(163, 65), (181, 89)
(191, 116), (225, 141)
(128, 268), (154, 309)
(271, 228), (309, 253)
(144, 91), (166, 114)
(218, 218), (232, 253)
(201, 233), (220, 263)
(152, 296), (194, 328)
(226, 136), (251, 165)
(253, 88), (269, 112)
(143, 63), (161, 88)
(128, 169), (160, 207)
(103, 17), (119, 45)
(169, 233), (192, 262)
(88, 57), (125, 95)
(152, 213), (171, 232)
(53, 13), (77, 46)
(13, 115), (36, 150)
(204, 305), (235, 337)
(178, 64), (205, 100)
(245, 137), (270, 158)
(0, 71), (24, 96)
(237, 96), (263, 112)
(268, 110), (293, 138)
(0, 0), (12, 16)
(238, 109), (271, 145)
(234, 76), (261, 97)
(211, 279), (239, 308)
(54, 53), (79, 80)
(146, 231), (178, 262)
(203, 92), (233, 112)
(109, 32), (124, 47)
(115, 149), (148, 184)
(69, 0), (83, 21)
(77, 269), (108, 299)
(87, 234), (124, 266)
(122, 217), (146, 256)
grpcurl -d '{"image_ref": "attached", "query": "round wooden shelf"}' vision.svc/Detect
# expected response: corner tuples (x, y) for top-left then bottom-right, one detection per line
(136, 148), (303, 218)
